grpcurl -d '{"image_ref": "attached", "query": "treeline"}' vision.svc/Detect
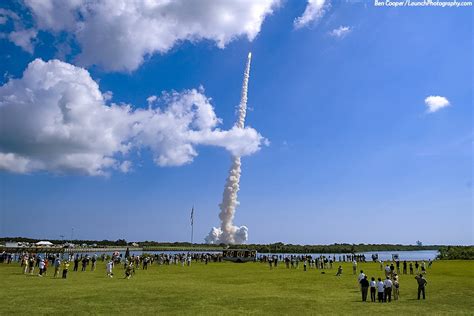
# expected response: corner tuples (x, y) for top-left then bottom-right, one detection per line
(1, 237), (445, 253)
(437, 246), (474, 260)
(0, 237), (129, 246)
(223, 243), (440, 254)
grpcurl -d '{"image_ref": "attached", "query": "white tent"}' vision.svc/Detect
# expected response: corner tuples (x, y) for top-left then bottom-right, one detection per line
(36, 241), (53, 247)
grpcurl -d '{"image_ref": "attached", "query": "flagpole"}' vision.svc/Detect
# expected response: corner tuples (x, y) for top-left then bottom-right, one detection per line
(191, 206), (194, 245)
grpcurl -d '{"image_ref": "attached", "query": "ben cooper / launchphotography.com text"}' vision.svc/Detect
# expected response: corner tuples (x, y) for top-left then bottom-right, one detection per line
(374, 0), (472, 7)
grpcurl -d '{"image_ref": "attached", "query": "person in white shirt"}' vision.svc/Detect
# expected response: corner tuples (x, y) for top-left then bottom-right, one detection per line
(106, 260), (114, 278)
(358, 270), (366, 282)
(377, 278), (384, 302)
(352, 260), (357, 275)
(383, 277), (393, 302)
(370, 277), (377, 302)
(385, 264), (391, 277)
(38, 259), (45, 277)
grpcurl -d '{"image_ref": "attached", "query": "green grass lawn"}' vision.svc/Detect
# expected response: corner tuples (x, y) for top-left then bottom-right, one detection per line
(1, 260), (473, 315)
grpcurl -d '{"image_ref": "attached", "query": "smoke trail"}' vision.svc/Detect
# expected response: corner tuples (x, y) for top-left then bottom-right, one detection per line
(205, 53), (252, 244)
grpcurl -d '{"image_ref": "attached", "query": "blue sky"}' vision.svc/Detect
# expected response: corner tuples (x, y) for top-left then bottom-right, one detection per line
(0, 1), (472, 245)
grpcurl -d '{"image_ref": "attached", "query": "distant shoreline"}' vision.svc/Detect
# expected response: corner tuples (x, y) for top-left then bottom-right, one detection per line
(2, 236), (470, 253)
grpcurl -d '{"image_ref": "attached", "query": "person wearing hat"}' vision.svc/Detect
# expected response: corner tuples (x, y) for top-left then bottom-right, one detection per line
(393, 273), (400, 300)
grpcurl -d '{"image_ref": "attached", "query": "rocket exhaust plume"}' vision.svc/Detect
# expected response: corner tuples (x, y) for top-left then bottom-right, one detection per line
(205, 53), (252, 244)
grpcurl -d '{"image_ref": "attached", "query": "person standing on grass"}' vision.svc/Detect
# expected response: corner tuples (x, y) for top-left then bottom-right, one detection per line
(403, 261), (407, 274)
(336, 265), (343, 276)
(377, 278), (384, 302)
(370, 277), (377, 302)
(38, 259), (45, 277)
(360, 276), (370, 302)
(358, 270), (366, 284)
(62, 260), (69, 279)
(22, 255), (29, 274)
(91, 254), (97, 271)
(106, 260), (114, 278)
(54, 256), (61, 278)
(415, 274), (428, 300)
(28, 256), (35, 275)
(125, 263), (133, 279)
(393, 274), (400, 300)
(415, 261), (419, 273)
(384, 264), (391, 278)
(73, 256), (79, 272)
(409, 262), (414, 274)
(81, 256), (88, 272)
(383, 276), (393, 302)
(44, 258), (49, 276)
(352, 260), (357, 275)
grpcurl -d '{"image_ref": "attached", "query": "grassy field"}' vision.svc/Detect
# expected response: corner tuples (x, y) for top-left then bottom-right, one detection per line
(0, 260), (473, 315)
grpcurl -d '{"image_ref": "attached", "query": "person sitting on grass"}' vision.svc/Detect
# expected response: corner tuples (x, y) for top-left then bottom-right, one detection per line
(336, 265), (343, 276)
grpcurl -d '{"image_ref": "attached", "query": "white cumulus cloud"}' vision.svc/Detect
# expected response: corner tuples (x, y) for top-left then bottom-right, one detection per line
(20, 0), (280, 72)
(329, 25), (351, 38)
(424, 95), (450, 113)
(294, 0), (329, 29)
(0, 59), (266, 175)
